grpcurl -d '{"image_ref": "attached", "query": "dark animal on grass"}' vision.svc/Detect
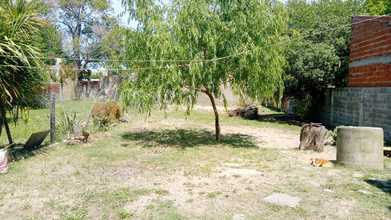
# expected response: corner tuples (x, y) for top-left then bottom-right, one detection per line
(241, 105), (258, 120)
(228, 109), (241, 117)
(299, 123), (329, 152)
(81, 130), (89, 143)
(228, 105), (258, 120)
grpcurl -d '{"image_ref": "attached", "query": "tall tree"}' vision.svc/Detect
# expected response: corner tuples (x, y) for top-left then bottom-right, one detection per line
(100, 24), (127, 73)
(53, 0), (114, 98)
(284, 0), (365, 117)
(0, 0), (46, 144)
(37, 23), (63, 66)
(121, 0), (287, 140)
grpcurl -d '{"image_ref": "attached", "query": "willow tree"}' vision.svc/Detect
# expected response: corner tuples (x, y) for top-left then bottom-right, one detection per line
(0, 0), (45, 144)
(121, 0), (287, 140)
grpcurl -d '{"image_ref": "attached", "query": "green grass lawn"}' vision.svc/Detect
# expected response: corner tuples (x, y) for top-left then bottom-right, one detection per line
(0, 102), (390, 219)
(0, 101), (297, 146)
(0, 101), (95, 145)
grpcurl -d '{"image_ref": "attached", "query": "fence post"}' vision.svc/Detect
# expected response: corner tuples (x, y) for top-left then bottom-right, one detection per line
(0, 106), (13, 145)
(50, 92), (56, 144)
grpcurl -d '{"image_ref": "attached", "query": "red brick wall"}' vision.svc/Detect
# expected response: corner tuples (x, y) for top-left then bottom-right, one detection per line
(348, 16), (391, 87)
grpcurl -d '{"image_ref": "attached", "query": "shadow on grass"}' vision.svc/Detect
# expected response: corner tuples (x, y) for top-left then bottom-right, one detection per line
(256, 113), (308, 126)
(9, 144), (50, 161)
(365, 179), (391, 194)
(121, 128), (258, 149)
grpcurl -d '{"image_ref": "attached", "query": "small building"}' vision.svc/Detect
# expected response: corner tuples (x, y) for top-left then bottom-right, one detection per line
(321, 16), (391, 142)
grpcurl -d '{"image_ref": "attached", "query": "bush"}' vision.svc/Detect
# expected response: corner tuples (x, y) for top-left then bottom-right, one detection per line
(292, 95), (312, 118)
(91, 101), (121, 129)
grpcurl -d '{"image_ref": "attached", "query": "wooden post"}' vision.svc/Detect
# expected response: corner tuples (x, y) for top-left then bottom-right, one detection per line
(0, 106), (13, 144)
(3, 116), (12, 145)
(50, 92), (56, 144)
(0, 110), (3, 137)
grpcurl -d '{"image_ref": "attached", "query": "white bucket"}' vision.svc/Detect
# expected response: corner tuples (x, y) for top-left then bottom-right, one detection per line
(0, 149), (9, 174)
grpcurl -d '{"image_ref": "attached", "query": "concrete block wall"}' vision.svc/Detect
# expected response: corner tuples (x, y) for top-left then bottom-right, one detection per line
(321, 87), (391, 142)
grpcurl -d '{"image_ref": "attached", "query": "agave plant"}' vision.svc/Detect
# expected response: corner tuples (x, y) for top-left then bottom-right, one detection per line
(57, 112), (80, 139)
(0, 0), (45, 144)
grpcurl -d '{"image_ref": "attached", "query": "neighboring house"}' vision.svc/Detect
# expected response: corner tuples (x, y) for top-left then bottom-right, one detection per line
(321, 16), (391, 141)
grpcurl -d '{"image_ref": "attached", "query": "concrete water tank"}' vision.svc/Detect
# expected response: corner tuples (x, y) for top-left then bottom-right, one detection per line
(337, 126), (384, 170)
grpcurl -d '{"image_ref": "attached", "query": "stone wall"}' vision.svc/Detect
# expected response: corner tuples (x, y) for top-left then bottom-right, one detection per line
(321, 87), (391, 141)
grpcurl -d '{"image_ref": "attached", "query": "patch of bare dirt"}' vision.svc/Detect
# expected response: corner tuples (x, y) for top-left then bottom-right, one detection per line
(124, 194), (158, 216)
(1, 111), (389, 219)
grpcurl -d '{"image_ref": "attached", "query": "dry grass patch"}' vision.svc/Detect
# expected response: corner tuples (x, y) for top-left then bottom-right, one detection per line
(0, 109), (390, 219)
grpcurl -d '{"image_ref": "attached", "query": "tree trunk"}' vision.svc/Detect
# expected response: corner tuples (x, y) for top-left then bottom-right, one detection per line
(73, 23), (82, 100)
(203, 89), (221, 141)
(74, 63), (81, 100)
(0, 111), (3, 137)
(0, 106), (13, 144)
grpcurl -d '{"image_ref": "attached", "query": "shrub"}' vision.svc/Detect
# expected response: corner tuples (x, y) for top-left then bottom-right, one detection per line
(91, 102), (121, 129)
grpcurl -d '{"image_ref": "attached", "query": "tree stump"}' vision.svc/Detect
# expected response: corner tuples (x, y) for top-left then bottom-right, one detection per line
(299, 123), (328, 152)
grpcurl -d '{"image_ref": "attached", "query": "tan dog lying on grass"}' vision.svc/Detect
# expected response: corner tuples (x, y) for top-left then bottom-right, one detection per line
(310, 158), (333, 168)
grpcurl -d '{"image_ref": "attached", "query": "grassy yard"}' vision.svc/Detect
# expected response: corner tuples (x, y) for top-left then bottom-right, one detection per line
(0, 101), (390, 219)
(0, 101), (95, 145)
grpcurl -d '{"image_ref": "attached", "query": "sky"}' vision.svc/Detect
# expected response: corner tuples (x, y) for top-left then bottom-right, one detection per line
(111, 0), (136, 28)
(112, 0), (171, 28)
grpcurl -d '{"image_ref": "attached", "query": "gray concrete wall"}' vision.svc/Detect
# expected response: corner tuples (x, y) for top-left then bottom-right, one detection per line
(321, 87), (391, 142)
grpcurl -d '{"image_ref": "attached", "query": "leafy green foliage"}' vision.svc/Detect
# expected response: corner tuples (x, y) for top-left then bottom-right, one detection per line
(284, 0), (365, 116)
(0, 0), (46, 110)
(36, 23), (63, 66)
(100, 24), (128, 73)
(366, 0), (391, 15)
(120, 0), (288, 139)
(284, 36), (339, 100)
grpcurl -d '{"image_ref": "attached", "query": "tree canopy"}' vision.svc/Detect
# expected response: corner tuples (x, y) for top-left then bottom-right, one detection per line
(120, 0), (287, 140)
(366, 0), (391, 15)
(48, 0), (118, 98)
(284, 0), (366, 117)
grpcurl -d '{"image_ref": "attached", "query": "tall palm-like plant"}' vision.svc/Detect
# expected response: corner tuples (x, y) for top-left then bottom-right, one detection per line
(0, 0), (45, 144)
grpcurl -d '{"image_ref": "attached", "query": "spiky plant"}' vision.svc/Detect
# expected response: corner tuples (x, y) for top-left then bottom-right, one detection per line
(0, 0), (45, 144)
